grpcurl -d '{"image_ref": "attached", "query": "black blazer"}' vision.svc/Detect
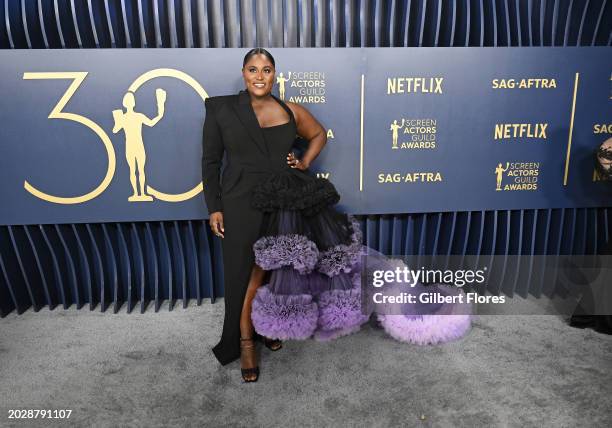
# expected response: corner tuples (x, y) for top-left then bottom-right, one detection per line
(202, 89), (287, 214)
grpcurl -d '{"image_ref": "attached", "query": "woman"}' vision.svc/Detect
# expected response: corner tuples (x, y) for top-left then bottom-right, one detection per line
(202, 48), (471, 382)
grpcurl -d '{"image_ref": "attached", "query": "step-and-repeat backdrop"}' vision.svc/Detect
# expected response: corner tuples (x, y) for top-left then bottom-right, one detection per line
(0, 48), (610, 225)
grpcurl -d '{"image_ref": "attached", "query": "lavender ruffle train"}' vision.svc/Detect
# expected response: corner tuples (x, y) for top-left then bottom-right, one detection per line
(250, 171), (472, 345)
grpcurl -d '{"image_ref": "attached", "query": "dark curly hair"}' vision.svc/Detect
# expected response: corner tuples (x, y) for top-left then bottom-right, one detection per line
(242, 48), (275, 68)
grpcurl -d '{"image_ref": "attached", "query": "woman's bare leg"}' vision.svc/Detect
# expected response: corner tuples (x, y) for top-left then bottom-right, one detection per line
(239, 265), (266, 381)
(240, 264), (266, 336)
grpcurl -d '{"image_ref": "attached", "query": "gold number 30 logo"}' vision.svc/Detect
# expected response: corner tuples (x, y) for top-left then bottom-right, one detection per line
(22, 69), (208, 204)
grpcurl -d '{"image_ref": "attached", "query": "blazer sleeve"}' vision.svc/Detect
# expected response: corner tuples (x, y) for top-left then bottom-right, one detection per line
(202, 97), (224, 214)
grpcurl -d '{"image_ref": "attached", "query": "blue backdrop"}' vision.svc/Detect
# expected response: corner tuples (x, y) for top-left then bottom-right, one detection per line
(1, 47), (610, 225)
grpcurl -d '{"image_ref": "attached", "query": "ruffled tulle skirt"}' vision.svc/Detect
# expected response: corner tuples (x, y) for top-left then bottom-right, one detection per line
(249, 170), (472, 344)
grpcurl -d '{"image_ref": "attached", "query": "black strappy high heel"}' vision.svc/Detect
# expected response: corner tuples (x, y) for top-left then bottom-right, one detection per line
(239, 337), (259, 382)
(263, 337), (283, 351)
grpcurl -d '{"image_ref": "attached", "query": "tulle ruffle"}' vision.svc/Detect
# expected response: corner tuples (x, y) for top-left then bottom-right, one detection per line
(249, 174), (473, 345)
(256, 208), (353, 252)
(377, 311), (472, 345)
(251, 270), (370, 341)
(250, 287), (319, 340)
(253, 234), (319, 274)
(316, 274), (369, 332)
(251, 171), (340, 216)
(316, 241), (364, 277)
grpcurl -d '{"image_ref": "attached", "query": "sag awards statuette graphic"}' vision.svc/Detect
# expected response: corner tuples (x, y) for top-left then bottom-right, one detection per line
(112, 88), (167, 202)
(495, 162), (540, 191)
(276, 72), (288, 100)
(389, 118), (437, 149)
(21, 69), (208, 205)
(390, 119), (404, 149)
(276, 71), (326, 103)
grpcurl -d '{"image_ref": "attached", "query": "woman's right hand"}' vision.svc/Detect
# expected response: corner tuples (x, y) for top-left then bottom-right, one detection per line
(209, 211), (224, 238)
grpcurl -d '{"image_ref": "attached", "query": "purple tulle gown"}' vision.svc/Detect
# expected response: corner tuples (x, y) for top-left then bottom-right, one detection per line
(249, 121), (471, 345)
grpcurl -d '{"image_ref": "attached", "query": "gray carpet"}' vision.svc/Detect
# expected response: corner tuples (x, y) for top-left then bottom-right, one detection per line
(0, 301), (610, 427)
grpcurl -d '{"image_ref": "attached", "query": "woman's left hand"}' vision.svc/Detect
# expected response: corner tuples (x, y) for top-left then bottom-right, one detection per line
(287, 152), (308, 170)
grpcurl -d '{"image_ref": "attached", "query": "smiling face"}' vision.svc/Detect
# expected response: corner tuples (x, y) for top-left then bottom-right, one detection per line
(242, 53), (275, 97)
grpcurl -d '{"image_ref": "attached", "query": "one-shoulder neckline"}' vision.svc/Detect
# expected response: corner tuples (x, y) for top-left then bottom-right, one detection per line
(254, 93), (295, 129)
(260, 120), (292, 130)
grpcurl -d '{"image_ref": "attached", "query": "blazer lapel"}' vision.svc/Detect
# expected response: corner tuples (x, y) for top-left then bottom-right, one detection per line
(232, 89), (268, 156)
